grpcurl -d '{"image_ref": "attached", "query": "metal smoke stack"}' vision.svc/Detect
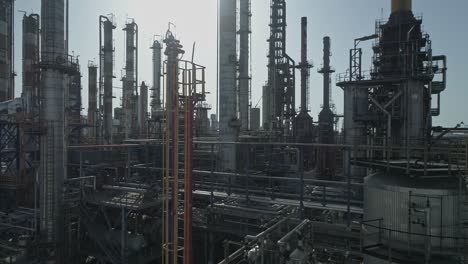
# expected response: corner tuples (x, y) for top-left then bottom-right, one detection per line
(391, 0), (412, 13)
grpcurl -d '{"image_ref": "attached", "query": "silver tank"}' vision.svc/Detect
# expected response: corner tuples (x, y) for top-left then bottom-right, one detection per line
(364, 173), (464, 259)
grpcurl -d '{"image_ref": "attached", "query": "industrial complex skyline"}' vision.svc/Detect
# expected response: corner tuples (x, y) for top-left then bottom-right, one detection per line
(12, 0), (467, 127)
(1, 0), (467, 263)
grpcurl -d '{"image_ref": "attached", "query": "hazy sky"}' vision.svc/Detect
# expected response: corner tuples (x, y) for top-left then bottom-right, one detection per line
(13, 0), (468, 127)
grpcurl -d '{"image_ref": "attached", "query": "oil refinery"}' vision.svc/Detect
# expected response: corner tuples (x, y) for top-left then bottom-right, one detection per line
(0, 0), (467, 263)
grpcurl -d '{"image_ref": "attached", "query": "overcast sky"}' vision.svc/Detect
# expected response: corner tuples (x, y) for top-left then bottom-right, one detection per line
(13, 0), (468, 127)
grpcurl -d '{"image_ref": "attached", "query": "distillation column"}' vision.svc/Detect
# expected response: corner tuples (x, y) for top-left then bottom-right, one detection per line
(138, 81), (148, 136)
(22, 13), (40, 114)
(238, 0), (251, 131)
(299, 17), (311, 114)
(88, 63), (98, 139)
(294, 17), (314, 169)
(68, 61), (82, 144)
(219, 0), (238, 171)
(264, 0), (295, 135)
(0, 0), (14, 102)
(150, 40), (162, 118)
(40, 0), (66, 260)
(122, 21), (138, 138)
(100, 16), (115, 144)
(317, 36), (336, 179)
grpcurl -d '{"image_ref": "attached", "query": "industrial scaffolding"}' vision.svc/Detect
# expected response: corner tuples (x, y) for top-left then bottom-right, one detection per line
(161, 29), (206, 264)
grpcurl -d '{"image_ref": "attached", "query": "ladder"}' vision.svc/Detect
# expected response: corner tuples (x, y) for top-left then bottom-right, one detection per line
(42, 126), (55, 242)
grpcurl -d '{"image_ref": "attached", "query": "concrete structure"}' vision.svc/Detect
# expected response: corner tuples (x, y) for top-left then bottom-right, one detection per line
(22, 13), (40, 114)
(219, 0), (238, 171)
(238, 0), (251, 131)
(0, 0), (14, 102)
(100, 16), (115, 144)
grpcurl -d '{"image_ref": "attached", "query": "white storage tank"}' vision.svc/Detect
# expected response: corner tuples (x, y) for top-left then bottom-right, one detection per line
(364, 173), (465, 261)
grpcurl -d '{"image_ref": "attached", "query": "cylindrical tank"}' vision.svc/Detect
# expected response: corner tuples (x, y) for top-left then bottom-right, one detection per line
(364, 173), (463, 259)
(22, 14), (40, 113)
(0, 0), (14, 102)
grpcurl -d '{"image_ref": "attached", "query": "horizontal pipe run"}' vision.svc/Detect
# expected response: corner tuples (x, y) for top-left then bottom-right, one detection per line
(131, 164), (364, 187)
(217, 246), (246, 264)
(68, 144), (141, 149)
(102, 185), (147, 193)
(245, 216), (290, 241)
(277, 219), (310, 247)
(122, 138), (456, 152)
(66, 176), (97, 190)
(0, 222), (36, 232)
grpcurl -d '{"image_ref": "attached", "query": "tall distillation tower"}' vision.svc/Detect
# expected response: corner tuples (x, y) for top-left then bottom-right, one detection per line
(99, 15), (115, 144)
(238, 0), (251, 131)
(0, 0), (14, 102)
(88, 62), (98, 139)
(150, 40), (162, 119)
(22, 13), (40, 114)
(122, 20), (138, 139)
(138, 81), (148, 136)
(219, 0), (239, 171)
(39, 0), (68, 260)
(338, 0), (463, 263)
(263, 0), (295, 137)
(317, 37), (336, 180)
(294, 17), (314, 169)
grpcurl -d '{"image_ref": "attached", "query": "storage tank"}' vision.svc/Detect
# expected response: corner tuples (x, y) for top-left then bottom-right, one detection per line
(364, 173), (465, 262)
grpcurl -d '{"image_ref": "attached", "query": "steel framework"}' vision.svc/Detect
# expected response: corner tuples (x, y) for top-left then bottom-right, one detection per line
(162, 29), (206, 264)
(264, 0), (296, 137)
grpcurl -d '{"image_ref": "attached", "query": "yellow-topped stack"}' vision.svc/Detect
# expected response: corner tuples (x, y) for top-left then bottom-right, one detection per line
(391, 0), (412, 13)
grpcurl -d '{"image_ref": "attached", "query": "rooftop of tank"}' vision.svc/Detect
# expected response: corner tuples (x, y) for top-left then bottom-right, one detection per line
(365, 172), (463, 195)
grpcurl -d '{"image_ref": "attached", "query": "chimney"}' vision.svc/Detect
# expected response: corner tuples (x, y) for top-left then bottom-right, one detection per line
(391, 0), (412, 14)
